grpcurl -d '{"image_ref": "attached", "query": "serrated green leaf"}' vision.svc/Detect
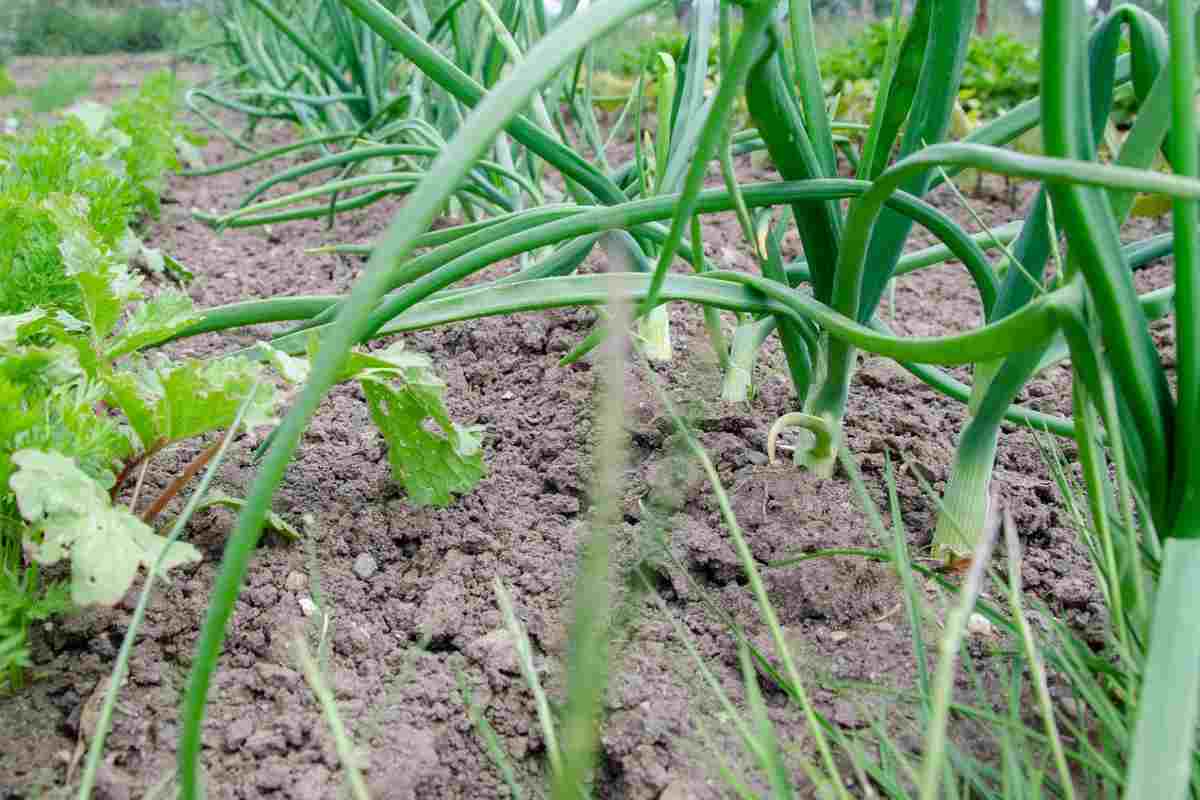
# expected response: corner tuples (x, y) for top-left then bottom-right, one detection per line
(65, 101), (111, 137)
(0, 310), (45, 350)
(42, 194), (142, 341)
(158, 357), (276, 440)
(288, 339), (484, 505)
(106, 290), (200, 360)
(73, 270), (127, 343)
(347, 341), (435, 376)
(9, 450), (200, 606)
(105, 355), (277, 448)
(0, 343), (83, 390)
(362, 368), (484, 508)
(304, 337), (434, 384)
(103, 370), (158, 450)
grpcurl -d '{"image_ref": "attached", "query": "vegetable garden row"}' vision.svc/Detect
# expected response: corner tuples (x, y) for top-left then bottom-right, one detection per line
(4, 0), (1200, 795)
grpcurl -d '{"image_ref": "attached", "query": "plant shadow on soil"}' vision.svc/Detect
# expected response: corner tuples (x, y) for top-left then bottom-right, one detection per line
(0, 57), (1178, 799)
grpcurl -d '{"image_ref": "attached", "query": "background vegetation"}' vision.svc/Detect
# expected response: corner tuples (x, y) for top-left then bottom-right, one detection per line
(0, 0), (212, 56)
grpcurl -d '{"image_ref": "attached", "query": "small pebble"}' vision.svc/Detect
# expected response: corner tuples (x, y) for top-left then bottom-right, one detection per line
(829, 630), (849, 644)
(352, 553), (378, 580)
(967, 613), (997, 638)
(298, 597), (317, 617)
(284, 571), (307, 592)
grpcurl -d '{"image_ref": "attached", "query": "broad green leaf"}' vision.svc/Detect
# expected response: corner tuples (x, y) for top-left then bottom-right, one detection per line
(264, 339), (482, 505)
(332, 339), (432, 382)
(363, 377), (485, 507)
(9, 450), (201, 606)
(348, 343), (482, 506)
(74, 271), (129, 343)
(65, 101), (111, 137)
(106, 291), (200, 360)
(103, 370), (158, 450)
(105, 356), (277, 448)
(43, 194), (143, 340)
(0, 343), (83, 390)
(155, 357), (277, 439)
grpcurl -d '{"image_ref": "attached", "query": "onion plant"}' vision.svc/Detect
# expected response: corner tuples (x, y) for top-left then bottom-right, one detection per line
(168, 0), (1200, 794)
(188, 0), (574, 225)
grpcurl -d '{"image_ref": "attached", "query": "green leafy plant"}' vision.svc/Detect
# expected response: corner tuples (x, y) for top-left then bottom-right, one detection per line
(822, 20), (1040, 119)
(27, 67), (97, 114)
(13, 2), (180, 56)
(107, 71), (208, 216)
(0, 67), (16, 98)
(0, 193), (277, 687)
(0, 65), (486, 691)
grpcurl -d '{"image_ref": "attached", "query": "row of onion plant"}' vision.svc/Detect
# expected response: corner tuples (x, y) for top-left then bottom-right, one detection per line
(162, 0), (1200, 795)
(185, 0), (662, 227)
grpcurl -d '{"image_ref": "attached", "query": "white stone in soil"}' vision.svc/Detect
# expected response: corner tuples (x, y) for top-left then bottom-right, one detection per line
(352, 552), (378, 580)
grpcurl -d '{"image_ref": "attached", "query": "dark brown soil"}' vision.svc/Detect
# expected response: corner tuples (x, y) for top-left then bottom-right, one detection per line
(0, 56), (1176, 799)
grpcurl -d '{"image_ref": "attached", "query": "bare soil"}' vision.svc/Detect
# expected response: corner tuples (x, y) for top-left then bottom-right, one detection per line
(0, 56), (1176, 799)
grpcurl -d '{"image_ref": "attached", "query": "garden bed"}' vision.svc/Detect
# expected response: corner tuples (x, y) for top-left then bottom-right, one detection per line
(0, 54), (1177, 799)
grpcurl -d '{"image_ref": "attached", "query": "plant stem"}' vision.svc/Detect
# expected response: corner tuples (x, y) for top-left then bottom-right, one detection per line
(142, 431), (231, 525)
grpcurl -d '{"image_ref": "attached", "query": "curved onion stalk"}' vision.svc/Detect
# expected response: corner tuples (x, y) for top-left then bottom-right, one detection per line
(934, 4), (1172, 557)
(287, 179), (999, 340)
(790, 0), (973, 475)
(174, 276), (1169, 443)
(797, 141), (1200, 477)
(235, 144), (541, 210)
(177, 0), (661, 795)
(793, 3), (1150, 485)
(287, 271), (1071, 368)
(195, 159), (535, 228)
(179, 131), (360, 177)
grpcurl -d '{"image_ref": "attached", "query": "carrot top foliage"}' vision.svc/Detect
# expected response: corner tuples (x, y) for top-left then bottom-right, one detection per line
(0, 69), (484, 694)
